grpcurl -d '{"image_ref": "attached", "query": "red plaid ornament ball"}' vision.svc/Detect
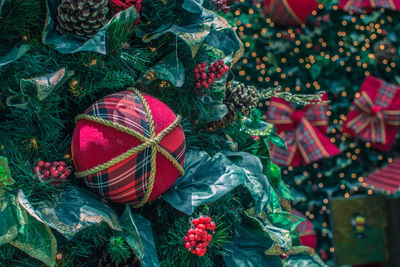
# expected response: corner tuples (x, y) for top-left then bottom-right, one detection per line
(72, 89), (185, 207)
(262, 0), (318, 26)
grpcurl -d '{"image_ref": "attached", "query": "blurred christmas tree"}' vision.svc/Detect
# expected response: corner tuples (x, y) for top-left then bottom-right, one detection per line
(230, 0), (400, 264)
(0, 0), (328, 266)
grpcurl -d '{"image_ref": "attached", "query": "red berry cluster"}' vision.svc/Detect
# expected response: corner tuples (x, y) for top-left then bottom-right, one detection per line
(193, 60), (229, 94)
(211, 0), (231, 13)
(34, 160), (72, 186)
(183, 216), (216, 257)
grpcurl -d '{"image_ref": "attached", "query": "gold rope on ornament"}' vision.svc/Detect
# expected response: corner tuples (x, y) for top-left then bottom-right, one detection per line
(74, 88), (184, 208)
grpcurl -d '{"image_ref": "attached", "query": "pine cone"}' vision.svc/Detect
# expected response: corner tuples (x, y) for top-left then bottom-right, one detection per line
(209, 82), (259, 130)
(96, 250), (140, 267)
(56, 0), (109, 38)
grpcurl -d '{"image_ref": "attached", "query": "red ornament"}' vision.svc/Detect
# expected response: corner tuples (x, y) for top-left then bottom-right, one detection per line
(72, 89), (186, 206)
(343, 76), (400, 151)
(262, 0), (318, 26)
(267, 94), (340, 166)
(290, 209), (317, 250)
(183, 216), (216, 256)
(34, 160), (72, 186)
(280, 253), (288, 260)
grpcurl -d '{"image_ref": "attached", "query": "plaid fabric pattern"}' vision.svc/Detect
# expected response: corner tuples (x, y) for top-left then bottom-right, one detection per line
(340, 0), (399, 12)
(84, 147), (152, 204)
(269, 0), (298, 26)
(268, 97), (339, 166)
(346, 77), (400, 144)
(271, 131), (296, 165)
(375, 80), (397, 107)
(81, 91), (186, 204)
(304, 103), (328, 125)
(85, 91), (150, 138)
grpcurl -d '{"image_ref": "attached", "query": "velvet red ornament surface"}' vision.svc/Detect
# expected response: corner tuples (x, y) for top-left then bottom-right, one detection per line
(291, 209), (317, 250)
(262, 0), (318, 26)
(72, 90), (185, 205)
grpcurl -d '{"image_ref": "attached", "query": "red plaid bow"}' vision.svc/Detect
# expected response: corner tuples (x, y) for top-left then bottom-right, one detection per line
(267, 95), (340, 166)
(343, 76), (400, 151)
(339, 0), (400, 13)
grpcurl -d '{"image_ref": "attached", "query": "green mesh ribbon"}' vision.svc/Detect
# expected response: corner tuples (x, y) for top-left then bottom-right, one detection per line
(6, 68), (73, 109)
(0, 157), (56, 266)
(42, 0), (139, 54)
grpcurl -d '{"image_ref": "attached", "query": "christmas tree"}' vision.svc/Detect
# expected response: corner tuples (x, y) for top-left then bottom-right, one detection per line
(231, 0), (400, 265)
(0, 0), (326, 266)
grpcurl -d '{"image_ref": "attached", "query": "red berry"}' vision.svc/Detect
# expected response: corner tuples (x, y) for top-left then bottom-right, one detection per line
(201, 62), (207, 67)
(199, 216), (205, 223)
(65, 169), (72, 176)
(218, 68), (225, 74)
(195, 82), (202, 89)
(196, 235), (201, 241)
(191, 249), (196, 254)
(34, 166), (41, 173)
(188, 228), (195, 235)
(216, 74), (222, 79)
(201, 81), (208, 88)
(208, 73), (215, 79)
(190, 241), (196, 246)
(189, 234), (195, 241)
(43, 171), (50, 178)
(57, 166), (65, 173)
(50, 169), (60, 177)
(210, 222), (216, 231)
(193, 68), (199, 74)
(218, 59), (224, 65)
(192, 218), (199, 225)
(185, 242), (191, 249)
(60, 174), (67, 180)
(205, 217), (211, 223)
(43, 162), (51, 169)
(207, 234), (212, 241)
(210, 66), (216, 72)
(223, 65), (229, 72)
(183, 235), (188, 242)
(280, 253), (288, 260)
(200, 72), (207, 80)
(59, 161), (67, 166)
(194, 73), (200, 80)
(197, 243), (203, 248)
(37, 161), (44, 167)
(52, 161), (59, 166)
(196, 64), (202, 68)
(196, 247), (202, 255)
(197, 224), (205, 230)
(201, 67), (206, 72)
(202, 235), (207, 242)
(206, 78), (212, 84)
(213, 61), (220, 67)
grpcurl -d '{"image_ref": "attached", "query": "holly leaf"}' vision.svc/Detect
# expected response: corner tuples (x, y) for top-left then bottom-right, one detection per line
(163, 151), (246, 215)
(132, 214), (160, 267)
(119, 206), (144, 263)
(23, 186), (122, 239)
(225, 152), (271, 214)
(276, 179), (294, 201)
(150, 53), (185, 87)
(223, 213), (283, 267)
(270, 133), (286, 149)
